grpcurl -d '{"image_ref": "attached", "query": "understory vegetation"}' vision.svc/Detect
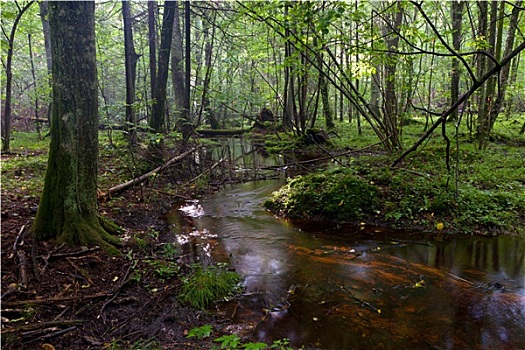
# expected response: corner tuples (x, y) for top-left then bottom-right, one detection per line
(264, 116), (525, 236)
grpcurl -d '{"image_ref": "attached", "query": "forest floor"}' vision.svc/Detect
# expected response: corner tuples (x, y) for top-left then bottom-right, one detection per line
(1, 136), (253, 350)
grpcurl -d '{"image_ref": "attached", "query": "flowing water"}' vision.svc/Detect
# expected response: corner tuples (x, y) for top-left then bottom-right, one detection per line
(167, 139), (525, 349)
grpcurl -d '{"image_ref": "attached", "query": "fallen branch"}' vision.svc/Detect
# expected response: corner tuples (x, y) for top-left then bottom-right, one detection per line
(1, 292), (110, 308)
(105, 145), (201, 198)
(46, 247), (100, 261)
(17, 250), (28, 289)
(9, 223), (28, 259)
(1, 319), (84, 334)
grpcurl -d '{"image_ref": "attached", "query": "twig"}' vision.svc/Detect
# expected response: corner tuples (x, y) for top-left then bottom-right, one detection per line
(9, 224), (28, 259)
(17, 250), (28, 289)
(25, 326), (77, 343)
(99, 263), (134, 322)
(66, 258), (94, 286)
(1, 319), (84, 334)
(230, 301), (240, 319)
(341, 286), (380, 313)
(46, 247), (100, 261)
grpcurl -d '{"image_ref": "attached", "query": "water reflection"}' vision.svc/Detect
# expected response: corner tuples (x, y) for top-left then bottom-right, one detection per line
(167, 179), (525, 349)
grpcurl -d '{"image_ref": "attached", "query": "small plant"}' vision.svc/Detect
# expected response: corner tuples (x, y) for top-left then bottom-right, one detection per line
(186, 325), (295, 349)
(214, 334), (243, 349)
(145, 259), (179, 279)
(187, 324), (213, 340)
(162, 242), (179, 257)
(179, 264), (242, 309)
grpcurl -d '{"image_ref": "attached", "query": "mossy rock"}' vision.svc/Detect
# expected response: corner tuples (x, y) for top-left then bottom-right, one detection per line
(264, 168), (378, 222)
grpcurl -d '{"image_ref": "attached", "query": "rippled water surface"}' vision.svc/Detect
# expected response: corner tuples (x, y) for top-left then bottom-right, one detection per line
(169, 177), (525, 349)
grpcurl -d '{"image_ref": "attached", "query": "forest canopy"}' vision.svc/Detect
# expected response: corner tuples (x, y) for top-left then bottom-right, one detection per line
(2, 0), (524, 153)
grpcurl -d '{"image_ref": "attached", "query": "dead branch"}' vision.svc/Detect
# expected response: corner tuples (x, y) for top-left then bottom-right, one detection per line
(1, 292), (110, 308)
(17, 250), (28, 289)
(1, 319), (84, 334)
(46, 247), (100, 261)
(105, 145), (201, 198)
(9, 223), (28, 259)
(66, 258), (94, 286)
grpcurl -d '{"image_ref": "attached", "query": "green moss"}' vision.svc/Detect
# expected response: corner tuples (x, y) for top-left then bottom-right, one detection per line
(265, 168), (378, 222)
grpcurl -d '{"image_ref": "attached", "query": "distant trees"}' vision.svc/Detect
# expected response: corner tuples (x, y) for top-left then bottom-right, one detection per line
(2, 1), (524, 155)
(1, 0), (35, 153)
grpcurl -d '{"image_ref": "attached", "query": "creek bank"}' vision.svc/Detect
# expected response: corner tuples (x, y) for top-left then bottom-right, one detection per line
(264, 165), (525, 236)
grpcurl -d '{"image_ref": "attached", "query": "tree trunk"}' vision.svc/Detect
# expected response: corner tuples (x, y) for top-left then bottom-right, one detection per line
(32, 1), (120, 251)
(317, 49), (333, 129)
(122, 0), (139, 144)
(450, 0), (464, 122)
(171, 1), (190, 136)
(483, 1), (522, 139)
(38, 1), (53, 75)
(1, 1), (35, 153)
(148, 1), (157, 102)
(150, 1), (176, 133)
(382, 2), (403, 150)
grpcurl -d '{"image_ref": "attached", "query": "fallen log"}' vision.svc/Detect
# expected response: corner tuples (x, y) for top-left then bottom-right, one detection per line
(105, 145), (201, 198)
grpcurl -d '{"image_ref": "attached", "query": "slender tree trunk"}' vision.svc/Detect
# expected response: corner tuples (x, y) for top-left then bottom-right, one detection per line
(148, 0), (157, 102)
(122, 1), (139, 144)
(477, 1), (498, 148)
(28, 34), (41, 137)
(450, 0), (464, 122)
(184, 0), (191, 132)
(483, 1), (522, 140)
(317, 50), (333, 129)
(197, 10), (218, 129)
(171, 1), (189, 135)
(1, 1), (35, 153)
(32, 1), (120, 250)
(382, 2), (403, 150)
(150, 1), (176, 133)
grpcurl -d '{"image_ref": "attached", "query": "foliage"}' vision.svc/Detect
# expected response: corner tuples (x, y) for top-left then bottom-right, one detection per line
(179, 264), (242, 310)
(187, 325), (294, 350)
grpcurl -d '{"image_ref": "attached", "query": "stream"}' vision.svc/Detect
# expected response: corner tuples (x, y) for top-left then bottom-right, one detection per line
(167, 139), (525, 350)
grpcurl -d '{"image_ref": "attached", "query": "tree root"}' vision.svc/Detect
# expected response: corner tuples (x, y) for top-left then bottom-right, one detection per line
(56, 215), (122, 255)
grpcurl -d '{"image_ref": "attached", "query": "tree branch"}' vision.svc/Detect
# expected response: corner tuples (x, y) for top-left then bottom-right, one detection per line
(391, 40), (525, 167)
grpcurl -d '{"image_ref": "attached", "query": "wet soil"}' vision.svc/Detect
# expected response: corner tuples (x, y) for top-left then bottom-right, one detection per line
(0, 148), (244, 350)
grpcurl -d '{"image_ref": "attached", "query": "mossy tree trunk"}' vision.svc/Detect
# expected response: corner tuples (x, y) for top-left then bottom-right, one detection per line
(32, 1), (120, 251)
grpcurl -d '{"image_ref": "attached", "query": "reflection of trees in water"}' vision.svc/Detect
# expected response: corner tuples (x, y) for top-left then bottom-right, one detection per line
(401, 236), (524, 285)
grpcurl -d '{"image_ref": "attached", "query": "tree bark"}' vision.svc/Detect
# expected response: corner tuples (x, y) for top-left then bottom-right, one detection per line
(32, 1), (120, 251)
(148, 1), (157, 101)
(171, 1), (190, 136)
(150, 1), (176, 133)
(450, 0), (464, 122)
(122, 0), (140, 144)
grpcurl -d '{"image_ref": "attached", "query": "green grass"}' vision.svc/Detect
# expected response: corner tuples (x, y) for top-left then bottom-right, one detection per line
(179, 264), (242, 310)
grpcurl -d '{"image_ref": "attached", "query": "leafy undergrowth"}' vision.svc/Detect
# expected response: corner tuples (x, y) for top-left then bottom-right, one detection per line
(264, 119), (525, 236)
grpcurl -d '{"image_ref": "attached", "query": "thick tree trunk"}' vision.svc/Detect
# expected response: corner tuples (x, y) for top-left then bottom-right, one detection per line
(32, 1), (120, 251)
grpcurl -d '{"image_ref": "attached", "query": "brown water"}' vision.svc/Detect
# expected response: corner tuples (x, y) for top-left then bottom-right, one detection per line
(167, 179), (525, 350)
